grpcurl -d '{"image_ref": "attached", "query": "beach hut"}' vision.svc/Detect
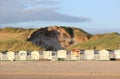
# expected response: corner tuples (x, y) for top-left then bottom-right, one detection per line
(1, 52), (8, 60)
(19, 51), (28, 60)
(31, 51), (40, 60)
(80, 50), (85, 60)
(94, 50), (99, 60)
(52, 51), (57, 60)
(114, 50), (120, 60)
(66, 51), (71, 60)
(109, 50), (115, 60)
(39, 51), (43, 60)
(7, 51), (15, 61)
(84, 50), (94, 60)
(99, 49), (110, 60)
(43, 51), (52, 60)
(15, 52), (19, 60)
(27, 51), (31, 60)
(57, 50), (67, 60)
(71, 49), (80, 60)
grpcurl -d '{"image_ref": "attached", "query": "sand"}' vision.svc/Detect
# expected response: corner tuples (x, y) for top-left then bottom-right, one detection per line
(0, 61), (120, 79)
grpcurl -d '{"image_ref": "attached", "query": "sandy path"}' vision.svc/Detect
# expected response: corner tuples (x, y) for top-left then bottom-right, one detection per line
(0, 61), (120, 79)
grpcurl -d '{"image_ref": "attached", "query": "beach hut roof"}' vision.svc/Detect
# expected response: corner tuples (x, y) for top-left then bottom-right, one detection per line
(72, 49), (80, 52)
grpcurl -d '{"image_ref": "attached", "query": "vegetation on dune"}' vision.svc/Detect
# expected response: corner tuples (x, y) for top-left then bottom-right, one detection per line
(62, 26), (92, 43)
(0, 26), (120, 51)
(67, 32), (120, 50)
(0, 39), (44, 52)
(0, 27), (36, 33)
(0, 26), (93, 51)
(73, 28), (92, 40)
(61, 26), (74, 37)
(62, 26), (92, 38)
(0, 27), (44, 52)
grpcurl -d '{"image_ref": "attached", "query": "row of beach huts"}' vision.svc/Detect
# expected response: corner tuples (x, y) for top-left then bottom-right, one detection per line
(1, 49), (120, 61)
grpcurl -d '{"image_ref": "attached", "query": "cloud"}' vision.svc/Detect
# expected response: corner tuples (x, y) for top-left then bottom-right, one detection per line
(0, 0), (89, 25)
(25, 0), (59, 6)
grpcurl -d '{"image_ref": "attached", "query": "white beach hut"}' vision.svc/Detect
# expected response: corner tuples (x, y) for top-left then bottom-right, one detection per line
(84, 50), (94, 60)
(1, 52), (8, 60)
(43, 51), (52, 60)
(18, 51), (28, 60)
(31, 51), (40, 60)
(99, 49), (110, 60)
(57, 50), (67, 60)
(114, 50), (120, 60)
(7, 51), (15, 61)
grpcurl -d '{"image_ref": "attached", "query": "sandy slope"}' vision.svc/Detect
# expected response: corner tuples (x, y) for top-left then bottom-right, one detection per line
(0, 61), (120, 79)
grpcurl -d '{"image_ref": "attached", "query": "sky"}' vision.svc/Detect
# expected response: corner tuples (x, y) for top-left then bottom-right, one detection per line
(0, 0), (120, 34)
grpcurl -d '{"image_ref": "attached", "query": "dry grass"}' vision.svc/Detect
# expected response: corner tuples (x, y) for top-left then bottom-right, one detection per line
(0, 29), (44, 52)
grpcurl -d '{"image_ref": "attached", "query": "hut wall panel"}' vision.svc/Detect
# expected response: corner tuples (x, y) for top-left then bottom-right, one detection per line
(31, 51), (40, 60)
(84, 50), (94, 60)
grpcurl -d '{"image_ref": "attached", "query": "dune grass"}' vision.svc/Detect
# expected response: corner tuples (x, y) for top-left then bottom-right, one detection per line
(0, 27), (44, 52)
(67, 32), (120, 50)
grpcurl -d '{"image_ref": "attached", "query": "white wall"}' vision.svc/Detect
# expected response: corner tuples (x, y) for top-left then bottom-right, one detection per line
(57, 50), (67, 58)
(31, 51), (40, 60)
(19, 51), (27, 60)
(85, 50), (94, 60)
(7, 51), (15, 61)
(115, 50), (120, 59)
(43, 51), (52, 60)
(99, 49), (109, 60)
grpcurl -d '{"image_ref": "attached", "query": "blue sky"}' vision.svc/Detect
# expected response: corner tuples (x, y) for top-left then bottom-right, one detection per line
(0, 0), (120, 34)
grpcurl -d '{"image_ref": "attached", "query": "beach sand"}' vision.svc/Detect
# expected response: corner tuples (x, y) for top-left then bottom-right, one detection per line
(0, 61), (120, 79)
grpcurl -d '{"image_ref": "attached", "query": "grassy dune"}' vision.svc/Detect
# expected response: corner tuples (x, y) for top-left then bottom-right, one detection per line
(67, 32), (120, 50)
(1, 27), (120, 51)
(0, 27), (44, 52)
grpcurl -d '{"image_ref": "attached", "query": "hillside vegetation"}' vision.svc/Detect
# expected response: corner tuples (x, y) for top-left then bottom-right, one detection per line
(62, 26), (92, 42)
(0, 27), (44, 52)
(0, 26), (120, 51)
(67, 32), (120, 50)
